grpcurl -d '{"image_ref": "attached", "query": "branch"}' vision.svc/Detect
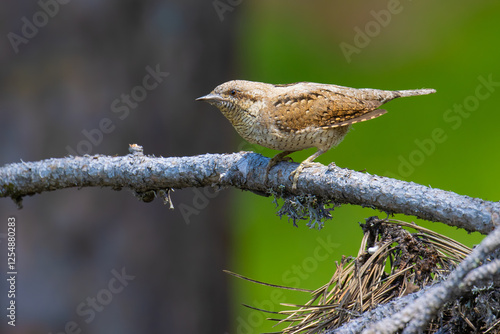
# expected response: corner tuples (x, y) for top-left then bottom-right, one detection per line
(334, 268), (500, 334)
(0, 147), (498, 233)
(333, 287), (427, 334)
(359, 224), (500, 334)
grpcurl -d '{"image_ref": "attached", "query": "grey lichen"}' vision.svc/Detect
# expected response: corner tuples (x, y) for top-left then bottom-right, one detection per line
(270, 185), (340, 229)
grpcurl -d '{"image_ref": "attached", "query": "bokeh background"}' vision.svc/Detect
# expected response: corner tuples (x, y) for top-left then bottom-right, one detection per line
(0, 1), (498, 333)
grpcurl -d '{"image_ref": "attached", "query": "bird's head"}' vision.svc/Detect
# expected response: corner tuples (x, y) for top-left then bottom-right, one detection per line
(196, 80), (270, 121)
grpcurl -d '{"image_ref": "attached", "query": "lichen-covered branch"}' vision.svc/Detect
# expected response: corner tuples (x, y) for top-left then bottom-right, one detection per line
(334, 261), (500, 334)
(0, 147), (498, 234)
(358, 224), (500, 334)
(333, 287), (427, 334)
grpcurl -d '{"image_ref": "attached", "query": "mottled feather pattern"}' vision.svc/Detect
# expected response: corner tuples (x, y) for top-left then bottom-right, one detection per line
(270, 84), (388, 132)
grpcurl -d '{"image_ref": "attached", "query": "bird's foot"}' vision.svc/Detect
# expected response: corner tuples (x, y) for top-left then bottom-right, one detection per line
(265, 151), (294, 183)
(290, 162), (324, 190)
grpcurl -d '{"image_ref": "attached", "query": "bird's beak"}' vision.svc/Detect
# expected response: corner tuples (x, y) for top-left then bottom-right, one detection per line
(196, 93), (223, 102)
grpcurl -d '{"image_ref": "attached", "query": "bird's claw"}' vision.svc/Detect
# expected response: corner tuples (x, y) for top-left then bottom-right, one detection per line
(265, 151), (294, 184)
(290, 162), (324, 190)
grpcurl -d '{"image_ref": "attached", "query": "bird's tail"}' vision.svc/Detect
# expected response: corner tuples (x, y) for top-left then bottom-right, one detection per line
(395, 88), (436, 98)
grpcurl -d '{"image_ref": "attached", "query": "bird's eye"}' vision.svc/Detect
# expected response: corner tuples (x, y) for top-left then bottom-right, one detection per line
(230, 89), (237, 95)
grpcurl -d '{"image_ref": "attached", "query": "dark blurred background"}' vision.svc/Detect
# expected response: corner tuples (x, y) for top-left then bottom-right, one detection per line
(0, 1), (499, 333)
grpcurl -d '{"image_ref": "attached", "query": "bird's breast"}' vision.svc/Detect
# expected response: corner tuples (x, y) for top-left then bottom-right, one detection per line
(233, 118), (350, 152)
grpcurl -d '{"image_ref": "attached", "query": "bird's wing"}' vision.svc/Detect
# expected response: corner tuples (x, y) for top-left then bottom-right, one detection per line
(271, 87), (387, 132)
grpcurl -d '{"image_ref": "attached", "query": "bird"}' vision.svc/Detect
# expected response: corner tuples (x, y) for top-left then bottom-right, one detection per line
(196, 80), (436, 189)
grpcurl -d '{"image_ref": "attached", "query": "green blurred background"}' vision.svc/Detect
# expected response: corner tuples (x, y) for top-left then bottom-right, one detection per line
(0, 1), (498, 333)
(230, 1), (497, 332)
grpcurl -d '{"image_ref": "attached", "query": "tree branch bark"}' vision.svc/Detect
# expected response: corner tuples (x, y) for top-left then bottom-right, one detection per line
(1, 147), (498, 234)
